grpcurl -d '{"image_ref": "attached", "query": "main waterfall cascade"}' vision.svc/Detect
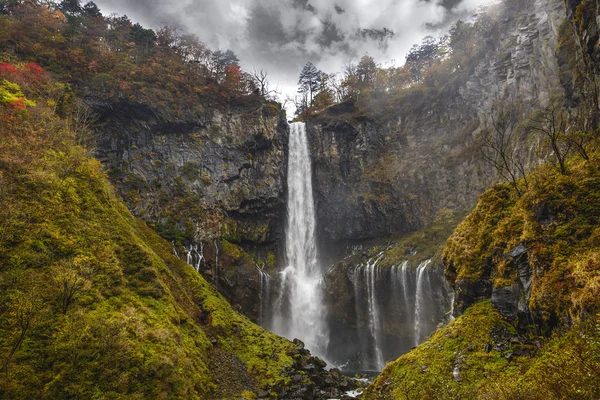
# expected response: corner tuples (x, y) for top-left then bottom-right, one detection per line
(258, 121), (454, 371)
(271, 122), (329, 358)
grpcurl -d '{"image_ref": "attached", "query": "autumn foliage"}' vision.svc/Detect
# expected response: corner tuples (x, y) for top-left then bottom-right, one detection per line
(0, 0), (267, 122)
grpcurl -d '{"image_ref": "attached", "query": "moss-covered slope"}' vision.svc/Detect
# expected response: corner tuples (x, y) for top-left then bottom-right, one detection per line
(0, 64), (299, 400)
(364, 301), (600, 399)
(364, 149), (600, 399)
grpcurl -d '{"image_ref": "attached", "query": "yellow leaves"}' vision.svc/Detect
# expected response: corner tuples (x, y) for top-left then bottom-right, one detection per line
(570, 252), (600, 313)
(0, 79), (36, 106)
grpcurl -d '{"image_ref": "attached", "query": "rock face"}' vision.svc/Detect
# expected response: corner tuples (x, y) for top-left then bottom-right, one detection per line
(94, 99), (288, 320)
(448, 0), (600, 327)
(490, 243), (534, 330)
(306, 0), (566, 245)
(324, 248), (453, 370)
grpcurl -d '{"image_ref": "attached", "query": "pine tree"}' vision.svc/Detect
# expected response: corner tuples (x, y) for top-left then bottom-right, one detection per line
(82, 1), (102, 17)
(59, 0), (82, 16)
(298, 62), (324, 108)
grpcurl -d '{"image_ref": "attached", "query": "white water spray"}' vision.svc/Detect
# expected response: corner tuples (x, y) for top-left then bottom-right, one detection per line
(258, 264), (271, 325)
(414, 259), (432, 346)
(272, 122), (328, 358)
(364, 253), (385, 371)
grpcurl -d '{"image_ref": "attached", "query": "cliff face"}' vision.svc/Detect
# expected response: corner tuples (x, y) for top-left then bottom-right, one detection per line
(307, 0), (566, 244)
(444, 0), (600, 328)
(95, 101), (287, 244)
(93, 99), (288, 320)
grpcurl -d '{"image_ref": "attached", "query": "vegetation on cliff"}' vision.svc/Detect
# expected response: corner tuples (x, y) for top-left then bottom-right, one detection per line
(0, 59), (309, 400)
(365, 139), (600, 398)
(364, 301), (600, 399)
(0, 0), (289, 322)
(0, 0), (275, 118)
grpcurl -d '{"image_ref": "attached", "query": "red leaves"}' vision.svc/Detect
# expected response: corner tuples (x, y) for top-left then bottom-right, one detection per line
(119, 80), (131, 90)
(0, 62), (20, 78)
(0, 62), (46, 87)
(24, 62), (45, 80)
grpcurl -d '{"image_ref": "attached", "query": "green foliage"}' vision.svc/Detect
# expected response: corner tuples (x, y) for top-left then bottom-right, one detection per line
(367, 136), (600, 399)
(364, 301), (600, 400)
(382, 209), (466, 266)
(445, 151), (600, 321)
(0, 79), (35, 106)
(0, 72), (299, 399)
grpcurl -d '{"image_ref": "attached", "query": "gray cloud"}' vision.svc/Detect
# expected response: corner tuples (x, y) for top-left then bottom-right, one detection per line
(94, 0), (490, 103)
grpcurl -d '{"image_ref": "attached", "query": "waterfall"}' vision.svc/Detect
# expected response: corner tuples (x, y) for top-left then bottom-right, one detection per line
(414, 260), (432, 346)
(399, 262), (411, 324)
(214, 240), (219, 287)
(184, 243), (204, 271)
(272, 122), (328, 358)
(333, 257), (451, 371)
(364, 253), (385, 371)
(258, 264), (271, 326)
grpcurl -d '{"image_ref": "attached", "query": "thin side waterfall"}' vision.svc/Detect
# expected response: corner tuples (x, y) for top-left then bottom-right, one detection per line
(258, 264), (271, 326)
(364, 253), (385, 371)
(272, 122), (328, 358)
(401, 262), (412, 320)
(214, 240), (219, 286)
(334, 257), (451, 371)
(184, 243), (204, 271)
(414, 259), (432, 346)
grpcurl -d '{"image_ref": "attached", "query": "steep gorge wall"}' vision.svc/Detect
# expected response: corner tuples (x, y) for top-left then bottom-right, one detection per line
(307, 0), (567, 245)
(94, 99), (288, 319)
(445, 0), (600, 326)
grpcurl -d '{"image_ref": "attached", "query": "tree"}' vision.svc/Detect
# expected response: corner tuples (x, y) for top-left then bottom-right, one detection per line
(528, 105), (572, 175)
(356, 55), (377, 88)
(82, 1), (101, 17)
(0, 0), (19, 14)
(59, 0), (82, 16)
(405, 36), (439, 84)
(106, 14), (133, 52)
(52, 258), (92, 315)
(479, 103), (528, 196)
(297, 62), (324, 109)
(66, 99), (97, 152)
(131, 23), (156, 50)
(210, 49), (239, 79)
(223, 63), (243, 93)
(2, 287), (43, 377)
(328, 73), (347, 103)
(251, 69), (277, 98)
(177, 33), (210, 65)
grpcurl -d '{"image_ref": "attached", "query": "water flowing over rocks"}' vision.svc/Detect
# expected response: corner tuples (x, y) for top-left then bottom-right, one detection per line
(270, 122), (329, 360)
(324, 250), (454, 371)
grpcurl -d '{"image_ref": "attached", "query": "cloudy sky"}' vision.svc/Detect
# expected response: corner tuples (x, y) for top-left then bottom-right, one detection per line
(94, 0), (490, 105)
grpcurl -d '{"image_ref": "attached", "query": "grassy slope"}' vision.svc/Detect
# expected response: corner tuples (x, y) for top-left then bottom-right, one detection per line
(364, 151), (600, 399)
(0, 84), (294, 400)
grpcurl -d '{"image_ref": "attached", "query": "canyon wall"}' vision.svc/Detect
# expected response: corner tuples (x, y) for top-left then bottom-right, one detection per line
(307, 0), (566, 245)
(93, 98), (288, 319)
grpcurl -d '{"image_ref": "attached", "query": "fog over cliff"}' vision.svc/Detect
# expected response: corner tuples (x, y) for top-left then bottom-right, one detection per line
(94, 0), (490, 101)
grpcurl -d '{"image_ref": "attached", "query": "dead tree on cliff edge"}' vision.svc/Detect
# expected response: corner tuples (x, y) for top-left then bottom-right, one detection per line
(479, 104), (528, 196)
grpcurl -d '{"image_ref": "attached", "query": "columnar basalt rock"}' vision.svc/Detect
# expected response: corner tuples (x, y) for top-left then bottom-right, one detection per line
(94, 99), (288, 321)
(306, 0), (566, 246)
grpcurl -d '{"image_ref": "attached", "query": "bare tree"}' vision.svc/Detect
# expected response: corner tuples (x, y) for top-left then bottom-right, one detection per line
(251, 69), (278, 99)
(2, 288), (43, 378)
(52, 259), (92, 315)
(479, 103), (528, 196)
(528, 105), (572, 175)
(329, 73), (347, 103)
(67, 100), (98, 153)
(566, 106), (593, 161)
